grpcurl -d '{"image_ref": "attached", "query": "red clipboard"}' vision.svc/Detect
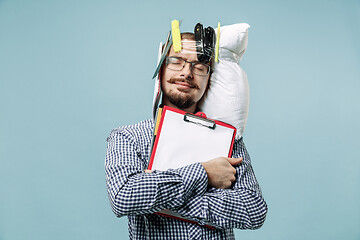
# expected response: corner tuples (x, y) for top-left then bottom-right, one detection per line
(147, 105), (236, 228)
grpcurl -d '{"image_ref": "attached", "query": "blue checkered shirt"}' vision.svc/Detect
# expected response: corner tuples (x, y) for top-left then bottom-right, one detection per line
(105, 119), (267, 239)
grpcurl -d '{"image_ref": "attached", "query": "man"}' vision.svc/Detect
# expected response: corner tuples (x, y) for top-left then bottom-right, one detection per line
(105, 31), (267, 239)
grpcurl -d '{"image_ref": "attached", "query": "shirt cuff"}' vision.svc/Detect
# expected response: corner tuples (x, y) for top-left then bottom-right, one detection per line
(172, 162), (208, 201)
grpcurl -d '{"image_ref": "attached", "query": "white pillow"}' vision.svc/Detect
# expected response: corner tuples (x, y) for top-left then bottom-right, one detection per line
(198, 23), (250, 139)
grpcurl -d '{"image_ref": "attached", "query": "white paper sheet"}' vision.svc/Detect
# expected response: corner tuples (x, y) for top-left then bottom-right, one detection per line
(150, 108), (235, 171)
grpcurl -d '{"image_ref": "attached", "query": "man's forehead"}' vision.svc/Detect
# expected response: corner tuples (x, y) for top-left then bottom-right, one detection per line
(169, 39), (198, 61)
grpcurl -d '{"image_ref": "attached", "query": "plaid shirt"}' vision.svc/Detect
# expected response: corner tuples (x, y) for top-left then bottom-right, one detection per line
(105, 119), (267, 240)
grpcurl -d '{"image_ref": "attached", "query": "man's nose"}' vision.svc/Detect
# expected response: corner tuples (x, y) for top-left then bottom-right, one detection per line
(180, 62), (193, 79)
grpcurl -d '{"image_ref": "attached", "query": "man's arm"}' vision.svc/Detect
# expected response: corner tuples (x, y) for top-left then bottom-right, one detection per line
(172, 138), (268, 230)
(105, 127), (208, 217)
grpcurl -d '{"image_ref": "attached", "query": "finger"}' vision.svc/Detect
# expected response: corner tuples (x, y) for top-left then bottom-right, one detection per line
(225, 181), (233, 189)
(227, 157), (243, 166)
(144, 169), (153, 173)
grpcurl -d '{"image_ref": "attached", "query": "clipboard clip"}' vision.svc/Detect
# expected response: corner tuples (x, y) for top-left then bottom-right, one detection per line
(194, 23), (215, 64)
(184, 113), (216, 129)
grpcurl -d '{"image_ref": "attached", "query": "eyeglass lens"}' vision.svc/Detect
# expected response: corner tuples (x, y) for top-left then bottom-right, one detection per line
(166, 57), (209, 76)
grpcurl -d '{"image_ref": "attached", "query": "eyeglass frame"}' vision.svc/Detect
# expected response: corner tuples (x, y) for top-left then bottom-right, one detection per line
(164, 56), (212, 76)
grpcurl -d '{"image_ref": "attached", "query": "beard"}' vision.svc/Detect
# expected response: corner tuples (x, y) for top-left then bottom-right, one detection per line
(163, 78), (199, 110)
(166, 89), (196, 109)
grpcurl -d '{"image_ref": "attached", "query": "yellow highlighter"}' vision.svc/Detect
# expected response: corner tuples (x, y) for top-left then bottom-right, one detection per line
(215, 21), (220, 62)
(171, 20), (181, 53)
(154, 107), (163, 135)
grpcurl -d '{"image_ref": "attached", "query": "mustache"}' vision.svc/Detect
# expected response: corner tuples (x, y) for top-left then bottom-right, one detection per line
(167, 78), (200, 89)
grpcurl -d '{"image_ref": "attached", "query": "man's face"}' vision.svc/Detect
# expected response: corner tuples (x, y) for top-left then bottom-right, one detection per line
(161, 40), (210, 112)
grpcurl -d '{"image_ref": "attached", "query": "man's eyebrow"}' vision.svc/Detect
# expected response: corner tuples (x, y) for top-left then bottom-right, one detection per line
(169, 55), (199, 62)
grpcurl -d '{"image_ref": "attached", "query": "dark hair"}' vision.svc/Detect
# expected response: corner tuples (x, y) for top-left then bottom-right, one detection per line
(180, 32), (196, 41)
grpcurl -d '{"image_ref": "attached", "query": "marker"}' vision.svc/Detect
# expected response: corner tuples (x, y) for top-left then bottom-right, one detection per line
(215, 21), (220, 62)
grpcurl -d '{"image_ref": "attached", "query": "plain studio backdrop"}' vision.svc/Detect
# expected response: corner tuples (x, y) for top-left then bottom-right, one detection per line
(0, 0), (359, 239)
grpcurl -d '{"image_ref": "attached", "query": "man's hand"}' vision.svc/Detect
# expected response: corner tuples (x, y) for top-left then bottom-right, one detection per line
(201, 157), (243, 189)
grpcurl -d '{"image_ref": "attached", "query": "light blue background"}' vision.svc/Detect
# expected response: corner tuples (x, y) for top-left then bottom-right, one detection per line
(1, 0), (359, 239)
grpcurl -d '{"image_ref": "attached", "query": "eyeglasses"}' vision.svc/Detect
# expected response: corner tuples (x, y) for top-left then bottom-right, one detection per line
(165, 57), (211, 76)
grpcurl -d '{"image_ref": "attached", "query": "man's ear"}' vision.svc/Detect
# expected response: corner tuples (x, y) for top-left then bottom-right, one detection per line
(158, 65), (163, 88)
(159, 65), (162, 81)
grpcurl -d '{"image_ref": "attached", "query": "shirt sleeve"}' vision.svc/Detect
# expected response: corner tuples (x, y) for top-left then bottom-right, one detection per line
(172, 138), (268, 230)
(105, 128), (208, 217)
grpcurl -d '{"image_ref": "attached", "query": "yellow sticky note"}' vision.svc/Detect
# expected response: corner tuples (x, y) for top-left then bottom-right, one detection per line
(171, 20), (181, 53)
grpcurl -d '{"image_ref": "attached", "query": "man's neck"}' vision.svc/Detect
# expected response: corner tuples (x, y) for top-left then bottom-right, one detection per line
(161, 100), (197, 113)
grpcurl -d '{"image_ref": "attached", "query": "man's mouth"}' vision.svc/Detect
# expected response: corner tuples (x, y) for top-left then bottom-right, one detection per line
(174, 81), (193, 89)
(167, 79), (199, 90)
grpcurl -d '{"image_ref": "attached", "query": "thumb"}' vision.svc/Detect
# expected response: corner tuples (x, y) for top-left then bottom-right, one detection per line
(227, 157), (243, 166)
